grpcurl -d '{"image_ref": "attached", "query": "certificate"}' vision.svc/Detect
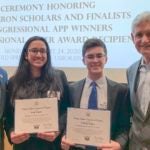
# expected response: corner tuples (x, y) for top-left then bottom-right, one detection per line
(15, 97), (58, 133)
(66, 108), (110, 146)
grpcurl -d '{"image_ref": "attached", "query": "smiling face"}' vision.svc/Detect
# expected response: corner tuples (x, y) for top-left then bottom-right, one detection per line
(131, 21), (150, 63)
(83, 46), (107, 80)
(25, 40), (48, 73)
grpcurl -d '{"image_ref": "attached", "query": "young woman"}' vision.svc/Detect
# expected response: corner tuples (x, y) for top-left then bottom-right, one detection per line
(5, 36), (70, 150)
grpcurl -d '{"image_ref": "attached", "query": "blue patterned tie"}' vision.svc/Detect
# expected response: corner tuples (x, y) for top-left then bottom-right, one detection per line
(86, 81), (97, 150)
(88, 81), (97, 109)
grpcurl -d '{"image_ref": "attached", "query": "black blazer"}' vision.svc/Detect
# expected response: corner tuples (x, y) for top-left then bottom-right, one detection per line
(4, 69), (70, 150)
(69, 78), (131, 150)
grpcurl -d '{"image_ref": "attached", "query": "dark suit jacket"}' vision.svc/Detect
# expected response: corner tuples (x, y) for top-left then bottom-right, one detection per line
(127, 60), (150, 149)
(69, 78), (131, 150)
(0, 67), (7, 150)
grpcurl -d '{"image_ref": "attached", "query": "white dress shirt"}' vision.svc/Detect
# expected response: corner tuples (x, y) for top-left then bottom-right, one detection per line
(80, 76), (107, 109)
(137, 59), (150, 116)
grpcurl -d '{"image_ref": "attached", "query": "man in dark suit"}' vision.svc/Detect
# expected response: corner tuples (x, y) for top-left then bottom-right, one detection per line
(61, 38), (131, 150)
(0, 67), (7, 150)
(127, 11), (150, 150)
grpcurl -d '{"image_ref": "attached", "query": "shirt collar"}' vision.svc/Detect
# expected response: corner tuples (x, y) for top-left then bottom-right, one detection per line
(85, 76), (106, 88)
(140, 58), (150, 72)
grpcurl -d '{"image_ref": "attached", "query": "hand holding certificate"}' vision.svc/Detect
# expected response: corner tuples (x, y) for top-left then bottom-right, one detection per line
(15, 97), (58, 133)
(66, 108), (110, 147)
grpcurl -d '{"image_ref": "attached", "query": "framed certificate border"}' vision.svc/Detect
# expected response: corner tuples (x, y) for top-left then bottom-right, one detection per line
(66, 108), (111, 146)
(15, 97), (58, 133)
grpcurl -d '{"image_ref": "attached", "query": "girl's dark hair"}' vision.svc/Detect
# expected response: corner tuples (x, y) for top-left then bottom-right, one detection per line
(11, 36), (63, 102)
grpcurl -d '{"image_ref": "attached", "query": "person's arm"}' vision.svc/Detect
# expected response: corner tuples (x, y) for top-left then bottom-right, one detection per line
(4, 79), (14, 144)
(97, 84), (131, 150)
(57, 70), (71, 133)
(4, 79), (30, 144)
(113, 84), (132, 149)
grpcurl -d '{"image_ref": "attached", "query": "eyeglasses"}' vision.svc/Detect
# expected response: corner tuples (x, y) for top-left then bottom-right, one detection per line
(85, 53), (106, 59)
(28, 48), (47, 55)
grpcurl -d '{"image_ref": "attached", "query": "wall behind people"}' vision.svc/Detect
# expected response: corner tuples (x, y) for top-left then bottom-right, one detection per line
(3, 67), (127, 83)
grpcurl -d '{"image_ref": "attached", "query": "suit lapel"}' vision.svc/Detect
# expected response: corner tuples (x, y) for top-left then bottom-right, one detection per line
(130, 62), (140, 100)
(145, 103), (150, 122)
(107, 79), (116, 111)
(72, 79), (85, 108)
(129, 60), (146, 120)
(128, 61), (140, 107)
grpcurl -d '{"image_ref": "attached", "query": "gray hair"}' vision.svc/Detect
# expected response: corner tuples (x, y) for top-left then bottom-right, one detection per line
(131, 11), (150, 32)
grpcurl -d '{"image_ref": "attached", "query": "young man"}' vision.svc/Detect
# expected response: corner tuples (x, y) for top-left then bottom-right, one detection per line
(61, 38), (131, 150)
(0, 67), (7, 150)
(127, 11), (150, 150)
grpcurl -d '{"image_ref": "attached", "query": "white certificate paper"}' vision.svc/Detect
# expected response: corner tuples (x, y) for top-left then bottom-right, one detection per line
(66, 108), (110, 146)
(15, 97), (58, 133)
